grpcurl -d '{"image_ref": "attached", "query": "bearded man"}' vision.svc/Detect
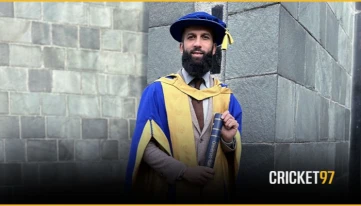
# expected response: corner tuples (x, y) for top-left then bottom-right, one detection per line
(126, 11), (242, 203)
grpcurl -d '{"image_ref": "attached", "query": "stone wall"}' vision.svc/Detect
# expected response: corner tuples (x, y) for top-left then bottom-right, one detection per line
(0, 2), (147, 203)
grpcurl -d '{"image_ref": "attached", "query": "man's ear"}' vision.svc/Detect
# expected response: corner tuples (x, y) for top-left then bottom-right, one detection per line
(212, 43), (217, 55)
(179, 43), (184, 53)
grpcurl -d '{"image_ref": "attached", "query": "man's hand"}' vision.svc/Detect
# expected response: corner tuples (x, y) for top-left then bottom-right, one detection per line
(221, 110), (239, 142)
(182, 166), (214, 185)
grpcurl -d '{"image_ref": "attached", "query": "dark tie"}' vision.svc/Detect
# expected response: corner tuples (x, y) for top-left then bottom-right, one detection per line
(191, 78), (204, 131)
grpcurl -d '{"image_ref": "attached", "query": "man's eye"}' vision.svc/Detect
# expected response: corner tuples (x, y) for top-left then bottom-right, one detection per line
(188, 36), (194, 39)
(203, 36), (210, 39)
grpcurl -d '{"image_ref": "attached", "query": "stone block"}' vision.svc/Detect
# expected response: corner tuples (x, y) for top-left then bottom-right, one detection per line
(135, 54), (147, 76)
(23, 164), (38, 185)
(80, 27), (100, 50)
(0, 92), (8, 114)
(47, 117), (81, 139)
(44, 3), (86, 25)
(109, 119), (129, 140)
(10, 93), (40, 115)
(0, 18), (31, 43)
(29, 70), (52, 92)
(147, 26), (180, 83)
(119, 139), (130, 160)
(0, 116), (19, 139)
(228, 2), (274, 13)
(114, 8), (148, 32)
(281, 2), (298, 19)
(295, 85), (318, 142)
(319, 3), (327, 47)
(21, 116), (45, 139)
(0, 43), (9, 66)
(102, 96), (122, 118)
(275, 76), (295, 142)
(328, 2), (343, 21)
(345, 109), (350, 141)
(338, 27), (352, 74)
(0, 68), (27, 91)
(67, 49), (100, 71)
(290, 143), (335, 171)
(299, 3), (321, 41)
(274, 143), (290, 171)
(0, 164), (22, 185)
(98, 51), (134, 74)
(123, 98), (136, 119)
(318, 96), (329, 141)
(81, 72), (97, 94)
(75, 162), (113, 184)
(279, 6), (306, 85)
(325, 5), (339, 60)
(120, 2), (145, 10)
(52, 70), (81, 94)
(27, 140), (57, 161)
(52, 24), (78, 48)
(336, 142), (349, 177)
(128, 76), (146, 98)
(58, 140), (74, 161)
(226, 75), (277, 143)
(226, 5), (279, 78)
(315, 45), (333, 98)
(89, 6), (111, 28)
(10, 45), (42, 68)
(339, 68), (347, 106)
(41, 94), (66, 116)
(43, 47), (65, 69)
(129, 119), (136, 139)
(329, 102), (345, 141)
(345, 74), (351, 109)
(304, 34), (317, 89)
(148, 3), (193, 27)
(32, 22), (50, 45)
(75, 140), (100, 161)
(0, 141), (3, 162)
(39, 163), (76, 185)
(15, 3), (41, 19)
(331, 62), (342, 102)
(101, 140), (118, 160)
(5, 139), (25, 162)
(68, 95), (100, 117)
(342, 3), (353, 39)
(98, 74), (129, 96)
(83, 119), (107, 139)
(0, 3), (13, 17)
(123, 32), (147, 54)
(101, 30), (122, 51)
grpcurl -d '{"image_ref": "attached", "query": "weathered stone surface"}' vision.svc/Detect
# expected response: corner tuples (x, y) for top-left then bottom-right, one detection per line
(274, 143), (290, 170)
(0, 116), (19, 139)
(128, 76), (147, 98)
(23, 163), (38, 185)
(279, 6), (306, 85)
(52, 70), (81, 94)
(338, 26), (352, 74)
(109, 119), (129, 140)
(89, 6), (111, 28)
(304, 34), (317, 89)
(58, 140), (74, 161)
(148, 3), (193, 27)
(21, 116), (45, 139)
(0, 92), (8, 114)
(114, 9), (147, 32)
(39, 163), (76, 185)
(0, 3), (13, 17)
(81, 72), (97, 94)
(32, 22), (50, 45)
(120, 2), (145, 10)
(29, 70), (52, 92)
(345, 74), (351, 109)
(15, 3), (41, 19)
(275, 76), (295, 142)
(0, 164), (22, 185)
(101, 30), (122, 51)
(0, 68), (27, 91)
(67, 49), (100, 71)
(10, 93), (40, 115)
(27, 140), (57, 161)
(0, 43), (9, 66)
(101, 140), (118, 160)
(98, 74), (129, 96)
(226, 4), (279, 78)
(68, 95), (100, 117)
(43, 47), (65, 69)
(315, 45), (333, 98)
(75, 140), (100, 161)
(281, 2), (298, 19)
(47, 117), (80, 139)
(44, 3), (86, 25)
(5, 139), (25, 162)
(102, 96), (122, 118)
(226, 75), (277, 143)
(335, 142), (349, 177)
(0, 18), (31, 43)
(129, 119), (136, 139)
(295, 85), (318, 142)
(52, 24), (78, 48)
(299, 3), (321, 40)
(328, 2), (343, 21)
(147, 26), (180, 83)
(80, 27), (100, 50)
(135, 54), (147, 77)
(98, 51), (134, 74)
(325, 5), (339, 60)
(41, 94), (66, 116)
(228, 2), (274, 13)
(329, 102), (345, 141)
(318, 96), (329, 141)
(82, 119), (108, 139)
(123, 32), (147, 54)
(10, 45), (42, 68)
(123, 98), (136, 119)
(345, 109), (350, 141)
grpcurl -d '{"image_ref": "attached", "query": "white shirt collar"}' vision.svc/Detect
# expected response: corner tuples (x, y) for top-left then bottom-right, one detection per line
(181, 68), (210, 88)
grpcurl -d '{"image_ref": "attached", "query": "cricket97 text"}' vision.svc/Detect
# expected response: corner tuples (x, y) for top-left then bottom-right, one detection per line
(269, 171), (335, 184)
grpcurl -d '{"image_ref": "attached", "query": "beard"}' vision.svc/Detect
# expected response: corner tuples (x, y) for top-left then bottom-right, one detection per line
(182, 48), (213, 78)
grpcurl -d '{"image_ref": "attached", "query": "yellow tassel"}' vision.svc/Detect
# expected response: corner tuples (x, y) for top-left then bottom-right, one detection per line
(221, 29), (234, 50)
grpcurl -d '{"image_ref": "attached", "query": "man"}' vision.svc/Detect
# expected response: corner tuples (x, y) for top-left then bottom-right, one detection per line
(126, 11), (242, 203)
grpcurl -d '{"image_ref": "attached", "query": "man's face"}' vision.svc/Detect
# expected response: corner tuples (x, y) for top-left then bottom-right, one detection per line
(180, 26), (217, 78)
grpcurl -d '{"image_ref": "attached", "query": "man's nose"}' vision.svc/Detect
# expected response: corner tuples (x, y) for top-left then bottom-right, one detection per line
(193, 37), (201, 47)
